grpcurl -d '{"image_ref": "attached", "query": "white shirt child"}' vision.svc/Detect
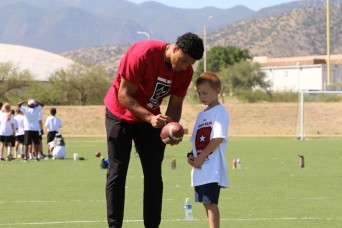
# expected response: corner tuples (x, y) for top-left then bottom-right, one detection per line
(190, 104), (229, 188)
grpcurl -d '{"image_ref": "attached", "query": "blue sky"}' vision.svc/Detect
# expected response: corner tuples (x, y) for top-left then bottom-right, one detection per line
(127, 0), (297, 10)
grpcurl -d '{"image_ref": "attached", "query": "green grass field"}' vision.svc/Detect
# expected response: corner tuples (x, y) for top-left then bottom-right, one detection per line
(0, 137), (341, 227)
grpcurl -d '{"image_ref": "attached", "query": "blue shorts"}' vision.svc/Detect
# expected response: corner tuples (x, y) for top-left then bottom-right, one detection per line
(195, 182), (221, 204)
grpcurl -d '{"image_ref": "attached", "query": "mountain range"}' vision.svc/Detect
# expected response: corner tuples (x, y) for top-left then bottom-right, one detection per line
(1, 0), (342, 72)
(2, 0), (341, 54)
(0, 0), (254, 52)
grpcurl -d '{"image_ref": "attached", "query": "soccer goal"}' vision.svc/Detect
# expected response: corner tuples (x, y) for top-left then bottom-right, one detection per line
(297, 90), (342, 140)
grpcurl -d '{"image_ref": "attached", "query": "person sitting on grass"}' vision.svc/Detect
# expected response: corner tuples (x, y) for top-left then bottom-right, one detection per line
(48, 133), (66, 159)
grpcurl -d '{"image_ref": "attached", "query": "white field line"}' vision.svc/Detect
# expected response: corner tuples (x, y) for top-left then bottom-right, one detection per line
(0, 199), (104, 204)
(0, 196), (334, 204)
(1, 217), (342, 226)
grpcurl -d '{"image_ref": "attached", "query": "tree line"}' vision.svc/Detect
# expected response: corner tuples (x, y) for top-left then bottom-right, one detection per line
(0, 62), (111, 105)
(0, 46), (270, 105)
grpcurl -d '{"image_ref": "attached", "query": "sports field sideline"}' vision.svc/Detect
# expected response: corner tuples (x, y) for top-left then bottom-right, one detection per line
(0, 136), (341, 227)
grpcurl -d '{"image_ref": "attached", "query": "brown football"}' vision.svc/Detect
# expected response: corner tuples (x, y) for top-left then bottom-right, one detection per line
(160, 122), (184, 144)
(95, 151), (101, 157)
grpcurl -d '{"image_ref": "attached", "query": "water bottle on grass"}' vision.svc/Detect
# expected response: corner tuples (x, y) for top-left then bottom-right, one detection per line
(184, 198), (193, 221)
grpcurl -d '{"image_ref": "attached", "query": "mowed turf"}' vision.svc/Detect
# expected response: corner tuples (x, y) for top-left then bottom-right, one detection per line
(0, 137), (341, 227)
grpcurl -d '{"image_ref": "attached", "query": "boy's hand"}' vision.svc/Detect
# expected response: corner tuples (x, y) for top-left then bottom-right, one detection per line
(193, 153), (206, 169)
(187, 154), (195, 166)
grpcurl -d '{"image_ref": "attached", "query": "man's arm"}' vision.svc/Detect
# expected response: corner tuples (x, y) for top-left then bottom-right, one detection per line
(17, 100), (28, 107)
(34, 100), (44, 107)
(193, 138), (224, 169)
(118, 77), (170, 128)
(165, 94), (184, 123)
(39, 119), (44, 135)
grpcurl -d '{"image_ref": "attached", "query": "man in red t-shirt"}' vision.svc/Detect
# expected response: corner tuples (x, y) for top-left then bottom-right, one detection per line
(104, 32), (204, 228)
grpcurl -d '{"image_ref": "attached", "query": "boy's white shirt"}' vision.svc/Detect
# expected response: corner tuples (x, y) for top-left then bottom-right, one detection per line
(190, 104), (229, 188)
(45, 116), (62, 132)
(0, 112), (16, 136)
(20, 106), (43, 131)
(14, 114), (25, 135)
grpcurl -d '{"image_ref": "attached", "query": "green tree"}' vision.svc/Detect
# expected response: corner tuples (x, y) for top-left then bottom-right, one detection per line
(0, 62), (33, 102)
(219, 60), (269, 95)
(190, 46), (262, 103)
(195, 46), (252, 77)
(48, 64), (111, 105)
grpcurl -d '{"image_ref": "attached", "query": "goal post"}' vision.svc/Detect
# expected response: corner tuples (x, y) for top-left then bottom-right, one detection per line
(298, 90), (342, 140)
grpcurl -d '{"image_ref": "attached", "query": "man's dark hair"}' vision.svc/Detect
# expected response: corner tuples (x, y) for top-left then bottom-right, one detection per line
(176, 32), (204, 60)
(50, 108), (57, 115)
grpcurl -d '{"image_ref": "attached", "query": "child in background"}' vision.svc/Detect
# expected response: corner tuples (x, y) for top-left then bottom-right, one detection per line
(10, 109), (18, 157)
(49, 133), (66, 159)
(45, 108), (62, 159)
(14, 108), (25, 158)
(187, 72), (229, 228)
(0, 103), (16, 161)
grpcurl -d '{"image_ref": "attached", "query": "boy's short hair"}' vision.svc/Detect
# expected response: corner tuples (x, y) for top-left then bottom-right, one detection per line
(50, 108), (57, 115)
(196, 72), (221, 90)
(176, 32), (204, 60)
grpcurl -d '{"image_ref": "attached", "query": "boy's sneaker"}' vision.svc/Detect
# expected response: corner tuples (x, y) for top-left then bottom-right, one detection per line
(7, 154), (14, 161)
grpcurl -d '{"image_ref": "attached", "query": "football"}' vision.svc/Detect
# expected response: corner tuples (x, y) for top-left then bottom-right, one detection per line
(160, 122), (184, 144)
(95, 151), (101, 157)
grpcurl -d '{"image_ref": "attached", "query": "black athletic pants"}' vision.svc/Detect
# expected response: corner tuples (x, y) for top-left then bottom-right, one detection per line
(105, 109), (165, 228)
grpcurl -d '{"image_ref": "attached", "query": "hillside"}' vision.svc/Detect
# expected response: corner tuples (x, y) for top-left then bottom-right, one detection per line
(62, 3), (342, 74)
(44, 102), (342, 137)
(209, 4), (342, 57)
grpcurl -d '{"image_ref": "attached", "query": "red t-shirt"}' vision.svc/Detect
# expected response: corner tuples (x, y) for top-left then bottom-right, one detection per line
(104, 40), (193, 123)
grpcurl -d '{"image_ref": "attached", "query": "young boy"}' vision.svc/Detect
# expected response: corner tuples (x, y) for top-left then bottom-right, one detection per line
(45, 108), (62, 158)
(0, 103), (16, 161)
(14, 108), (25, 158)
(187, 72), (229, 228)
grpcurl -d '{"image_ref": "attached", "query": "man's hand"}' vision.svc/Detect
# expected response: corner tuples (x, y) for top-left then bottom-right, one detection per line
(150, 114), (173, 128)
(168, 138), (182, 146)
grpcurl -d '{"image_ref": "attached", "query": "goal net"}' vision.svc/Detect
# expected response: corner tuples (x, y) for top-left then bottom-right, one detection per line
(296, 90), (342, 140)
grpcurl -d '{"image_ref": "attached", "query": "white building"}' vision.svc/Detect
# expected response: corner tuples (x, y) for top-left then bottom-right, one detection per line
(0, 44), (75, 81)
(255, 55), (342, 92)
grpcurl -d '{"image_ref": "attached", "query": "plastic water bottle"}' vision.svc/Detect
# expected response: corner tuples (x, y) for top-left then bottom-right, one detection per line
(237, 158), (241, 169)
(184, 198), (193, 221)
(171, 157), (176, 169)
